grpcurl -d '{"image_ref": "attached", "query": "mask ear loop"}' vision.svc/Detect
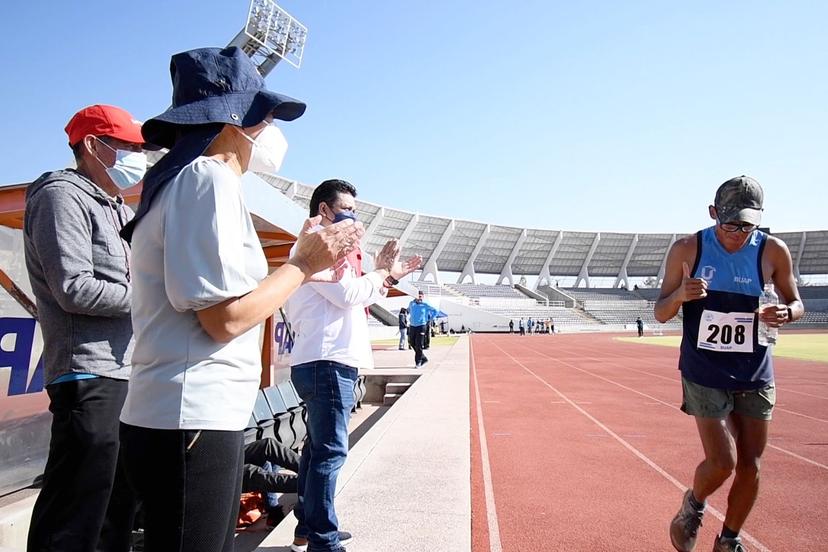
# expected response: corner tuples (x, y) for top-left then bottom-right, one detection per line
(89, 136), (119, 175)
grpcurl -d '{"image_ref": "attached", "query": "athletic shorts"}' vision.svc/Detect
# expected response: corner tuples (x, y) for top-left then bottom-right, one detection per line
(680, 377), (776, 421)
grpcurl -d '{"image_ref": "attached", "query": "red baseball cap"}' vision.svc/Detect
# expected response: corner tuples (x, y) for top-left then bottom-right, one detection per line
(64, 104), (144, 146)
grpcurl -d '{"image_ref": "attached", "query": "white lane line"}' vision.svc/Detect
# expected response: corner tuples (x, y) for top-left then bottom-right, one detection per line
(773, 407), (828, 423)
(778, 388), (828, 401)
(520, 341), (828, 471)
(781, 378), (828, 386)
(470, 339), (503, 552)
(766, 444), (828, 470)
(491, 340), (772, 552)
(568, 347), (828, 412)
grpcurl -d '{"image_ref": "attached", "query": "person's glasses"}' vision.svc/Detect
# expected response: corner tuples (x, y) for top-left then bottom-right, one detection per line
(719, 220), (758, 233)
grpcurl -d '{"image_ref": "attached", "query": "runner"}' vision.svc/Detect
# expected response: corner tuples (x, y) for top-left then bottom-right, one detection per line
(654, 176), (803, 552)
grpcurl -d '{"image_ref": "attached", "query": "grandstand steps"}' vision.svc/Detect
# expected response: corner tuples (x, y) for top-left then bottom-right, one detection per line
(537, 285), (577, 307)
(383, 382), (413, 406)
(383, 393), (402, 406)
(439, 284), (466, 299)
(574, 308), (603, 324)
(514, 283), (550, 304)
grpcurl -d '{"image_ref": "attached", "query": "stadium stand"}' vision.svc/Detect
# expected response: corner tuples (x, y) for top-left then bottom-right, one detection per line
(445, 283), (525, 299)
(483, 305), (598, 327)
(633, 287), (662, 301)
(561, 287), (640, 301)
(257, 173), (827, 333)
(409, 280), (447, 298)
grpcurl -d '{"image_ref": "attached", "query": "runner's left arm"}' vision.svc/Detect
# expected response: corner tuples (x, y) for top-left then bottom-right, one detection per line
(760, 237), (804, 327)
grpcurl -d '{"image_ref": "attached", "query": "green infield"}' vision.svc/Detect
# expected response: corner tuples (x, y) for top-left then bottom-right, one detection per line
(617, 333), (828, 363)
(372, 335), (459, 347)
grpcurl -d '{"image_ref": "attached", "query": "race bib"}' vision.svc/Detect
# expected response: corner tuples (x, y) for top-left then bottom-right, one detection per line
(697, 310), (755, 353)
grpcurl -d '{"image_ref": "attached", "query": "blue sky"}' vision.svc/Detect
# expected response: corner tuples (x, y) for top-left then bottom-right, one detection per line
(1, 1), (825, 233)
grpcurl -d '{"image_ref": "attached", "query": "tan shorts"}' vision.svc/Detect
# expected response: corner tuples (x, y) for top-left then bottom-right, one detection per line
(681, 377), (775, 421)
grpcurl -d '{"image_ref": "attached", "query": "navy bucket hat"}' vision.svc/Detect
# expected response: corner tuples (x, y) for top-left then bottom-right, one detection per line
(121, 46), (306, 242)
(142, 46), (306, 148)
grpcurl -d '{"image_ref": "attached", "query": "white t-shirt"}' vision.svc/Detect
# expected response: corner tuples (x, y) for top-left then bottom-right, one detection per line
(121, 157), (267, 431)
(286, 257), (385, 370)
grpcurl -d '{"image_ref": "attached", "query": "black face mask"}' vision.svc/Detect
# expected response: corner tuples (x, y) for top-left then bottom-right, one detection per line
(323, 202), (357, 224)
(333, 211), (356, 223)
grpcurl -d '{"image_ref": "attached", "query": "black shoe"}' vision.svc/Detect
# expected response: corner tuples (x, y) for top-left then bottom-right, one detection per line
(420, 357), (429, 367)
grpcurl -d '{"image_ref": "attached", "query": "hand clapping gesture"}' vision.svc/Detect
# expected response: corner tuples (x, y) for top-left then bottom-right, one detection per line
(374, 240), (423, 281)
(291, 216), (365, 281)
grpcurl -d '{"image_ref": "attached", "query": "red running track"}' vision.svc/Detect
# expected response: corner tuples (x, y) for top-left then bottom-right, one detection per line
(470, 333), (828, 552)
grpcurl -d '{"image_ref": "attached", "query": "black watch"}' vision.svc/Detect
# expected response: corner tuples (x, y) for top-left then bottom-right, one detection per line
(384, 275), (399, 287)
(786, 305), (794, 321)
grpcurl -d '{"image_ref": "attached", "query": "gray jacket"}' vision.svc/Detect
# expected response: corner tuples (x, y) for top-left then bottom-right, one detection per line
(23, 169), (134, 384)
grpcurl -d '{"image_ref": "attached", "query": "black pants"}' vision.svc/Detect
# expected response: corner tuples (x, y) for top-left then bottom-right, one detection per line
(243, 437), (300, 494)
(120, 424), (244, 552)
(411, 324), (427, 365)
(28, 378), (136, 552)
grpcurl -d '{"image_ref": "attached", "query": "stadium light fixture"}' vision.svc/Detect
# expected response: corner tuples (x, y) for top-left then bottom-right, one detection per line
(228, 0), (308, 77)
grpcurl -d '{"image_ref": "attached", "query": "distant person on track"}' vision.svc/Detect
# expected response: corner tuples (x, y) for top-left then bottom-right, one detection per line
(398, 307), (409, 350)
(636, 316), (644, 337)
(518, 318), (525, 336)
(509, 319), (514, 333)
(408, 291), (439, 367)
(655, 176), (803, 552)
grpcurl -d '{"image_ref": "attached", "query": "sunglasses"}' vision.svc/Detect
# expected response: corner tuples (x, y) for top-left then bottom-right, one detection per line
(718, 220), (758, 233)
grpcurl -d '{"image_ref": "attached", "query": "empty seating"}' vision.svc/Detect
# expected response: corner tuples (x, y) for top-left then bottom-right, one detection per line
(798, 286), (828, 300)
(276, 381), (307, 449)
(562, 287), (640, 301)
(244, 414), (259, 446)
(263, 386), (299, 449)
(445, 283), (525, 299)
(354, 375), (367, 410)
(251, 390), (277, 442)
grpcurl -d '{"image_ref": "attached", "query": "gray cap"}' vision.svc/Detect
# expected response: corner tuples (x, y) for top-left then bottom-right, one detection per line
(714, 176), (764, 225)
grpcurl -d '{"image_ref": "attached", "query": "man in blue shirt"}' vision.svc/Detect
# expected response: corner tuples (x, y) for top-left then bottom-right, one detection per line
(407, 291), (439, 367)
(656, 176), (803, 552)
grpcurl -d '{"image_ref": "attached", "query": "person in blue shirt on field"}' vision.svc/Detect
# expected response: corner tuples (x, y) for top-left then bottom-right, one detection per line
(407, 291), (439, 367)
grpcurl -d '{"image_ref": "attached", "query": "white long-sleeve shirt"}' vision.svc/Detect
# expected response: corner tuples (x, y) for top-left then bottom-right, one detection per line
(285, 258), (386, 369)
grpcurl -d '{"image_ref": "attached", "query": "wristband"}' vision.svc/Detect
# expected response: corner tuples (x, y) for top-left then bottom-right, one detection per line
(384, 275), (399, 288)
(786, 305), (793, 322)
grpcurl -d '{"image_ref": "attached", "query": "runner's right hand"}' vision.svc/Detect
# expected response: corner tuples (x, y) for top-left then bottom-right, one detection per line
(680, 261), (708, 301)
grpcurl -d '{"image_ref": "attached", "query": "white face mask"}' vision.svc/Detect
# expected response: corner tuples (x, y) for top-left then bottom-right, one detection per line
(95, 139), (147, 190)
(235, 123), (288, 174)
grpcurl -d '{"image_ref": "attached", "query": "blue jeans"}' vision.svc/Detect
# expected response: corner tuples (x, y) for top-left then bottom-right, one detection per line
(291, 361), (358, 551)
(398, 327), (407, 349)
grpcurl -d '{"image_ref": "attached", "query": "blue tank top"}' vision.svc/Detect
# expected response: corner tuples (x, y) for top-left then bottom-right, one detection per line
(679, 226), (773, 389)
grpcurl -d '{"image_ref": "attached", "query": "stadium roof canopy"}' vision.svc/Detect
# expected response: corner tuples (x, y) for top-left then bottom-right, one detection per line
(260, 174), (828, 289)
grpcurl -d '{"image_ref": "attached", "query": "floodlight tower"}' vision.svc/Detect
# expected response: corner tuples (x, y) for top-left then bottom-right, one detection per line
(228, 0), (308, 77)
